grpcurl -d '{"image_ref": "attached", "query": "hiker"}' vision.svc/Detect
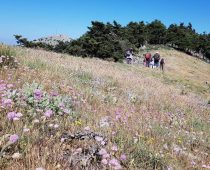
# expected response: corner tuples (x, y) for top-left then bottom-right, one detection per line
(145, 52), (151, 67)
(125, 48), (133, 64)
(160, 58), (165, 71)
(149, 58), (154, 68)
(153, 52), (160, 67)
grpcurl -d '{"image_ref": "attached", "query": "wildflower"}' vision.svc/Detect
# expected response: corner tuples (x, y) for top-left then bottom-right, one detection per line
(7, 112), (23, 121)
(7, 84), (14, 88)
(54, 124), (59, 128)
(34, 89), (43, 100)
(7, 112), (16, 121)
(84, 126), (90, 131)
(102, 153), (110, 159)
(16, 112), (23, 118)
(12, 152), (22, 159)
(98, 148), (107, 156)
(95, 136), (103, 142)
(101, 159), (108, 165)
(101, 141), (106, 145)
(9, 134), (19, 143)
(59, 103), (65, 109)
(44, 109), (53, 118)
(63, 108), (70, 114)
(73, 148), (82, 155)
(35, 167), (45, 170)
(50, 91), (58, 97)
(2, 98), (12, 108)
(191, 161), (196, 166)
(120, 154), (126, 161)
(75, 120), (82, 126)
(61, 138), (66, 142)
(109, 158), (122, 169)
(23, 127), (30, 132)
(202, 165), (210, 169)
(111, 145), (118, 152)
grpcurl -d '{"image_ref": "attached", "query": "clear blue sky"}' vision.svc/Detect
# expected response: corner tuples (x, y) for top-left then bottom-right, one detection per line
(1, 0), (210, 44)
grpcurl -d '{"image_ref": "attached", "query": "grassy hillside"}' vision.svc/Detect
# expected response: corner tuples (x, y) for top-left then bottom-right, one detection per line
(0, 46), (210, 170)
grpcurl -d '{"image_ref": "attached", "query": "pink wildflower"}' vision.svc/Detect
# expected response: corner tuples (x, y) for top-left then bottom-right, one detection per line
(109, 158), (122, 169)
(35, 167), (45, 170)
(7, 84), (14, 88)
(9, 134), (19, 143)
(95, 136), (103, 142)
(98, 148), (107, 156)
(111, 145), (118, 152)
(7, 112), (16, 121)
(120, 154), (126, 161)
(34, 89), (43, 100)
(101, 159), (108, 165)
(84, 126), (90, 131)
(44, 109), (53, 118)
(102, 153), (110, 159)
(2, 98), (12, 107)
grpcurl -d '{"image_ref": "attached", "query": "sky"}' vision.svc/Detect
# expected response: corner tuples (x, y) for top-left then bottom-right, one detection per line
(1, 0), (210, 45)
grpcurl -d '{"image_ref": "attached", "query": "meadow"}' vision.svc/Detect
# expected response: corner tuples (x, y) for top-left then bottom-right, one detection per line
(0, 44), (210, 169)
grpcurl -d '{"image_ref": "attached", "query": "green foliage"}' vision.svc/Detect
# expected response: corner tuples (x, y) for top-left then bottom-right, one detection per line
(14, 20), (210, 62)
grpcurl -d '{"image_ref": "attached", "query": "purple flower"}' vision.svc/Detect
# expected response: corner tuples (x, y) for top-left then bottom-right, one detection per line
(7, 84), (14, 88)
(84, 126), (90, 131)
(9, 134), (19, 143)
(44, 109), (53, 118)
(202, 165), (210, 169)
(111, 145), (118, 151)
(34, 89), (43, 100)
(50, 91), (58, 97)
(7, 112), (22, 121)
(101, 159), (108, 165)
(98, 148), (107, 156)
(120, 154), (126, 161)
(7, 112), (16, 121)
(109, 158), (122, 169)
(59, 103), (65, 109)
(95, 136), (103, 142)
(102, 153), (110, 159)
(2, 98), (12, 108)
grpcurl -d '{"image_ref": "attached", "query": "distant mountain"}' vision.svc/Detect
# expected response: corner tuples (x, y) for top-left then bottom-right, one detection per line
(34, 34), (72, 46)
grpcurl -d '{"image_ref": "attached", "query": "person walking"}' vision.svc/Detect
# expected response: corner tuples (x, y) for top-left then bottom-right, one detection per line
(125, 48), (133, 64)
(145, 52), (152, 67)
(160, 58), (165, 71)
(153, 52), (160, 68)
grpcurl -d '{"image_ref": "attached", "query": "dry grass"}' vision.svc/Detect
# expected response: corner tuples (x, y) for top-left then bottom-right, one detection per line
(0, 46), (210, 170)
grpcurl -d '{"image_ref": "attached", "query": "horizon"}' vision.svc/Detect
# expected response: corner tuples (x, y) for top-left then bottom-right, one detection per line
(1, 0), (210, 45)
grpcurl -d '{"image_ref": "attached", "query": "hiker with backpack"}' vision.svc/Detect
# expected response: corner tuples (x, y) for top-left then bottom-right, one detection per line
(145, 52), (152, 67)
(125, 48), (133, 64)
(153, 52), (160, 68)
(160, 58), (165, 71)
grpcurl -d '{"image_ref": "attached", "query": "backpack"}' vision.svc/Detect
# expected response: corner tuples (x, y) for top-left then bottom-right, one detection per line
(145, 53), (151, 60)
(154, 54), (160, 62)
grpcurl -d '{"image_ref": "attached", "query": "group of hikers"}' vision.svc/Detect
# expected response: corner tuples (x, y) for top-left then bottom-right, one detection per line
(125, 48), (165, 71)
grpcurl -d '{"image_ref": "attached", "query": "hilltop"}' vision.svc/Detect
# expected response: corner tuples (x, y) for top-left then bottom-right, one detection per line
(0, 45), (210, 169)
(34, 34), (72, 46)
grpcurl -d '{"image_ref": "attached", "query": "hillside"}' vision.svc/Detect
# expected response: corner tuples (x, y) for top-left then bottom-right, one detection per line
(34, 34), (72, 46)
(0, 46), (210, 169)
